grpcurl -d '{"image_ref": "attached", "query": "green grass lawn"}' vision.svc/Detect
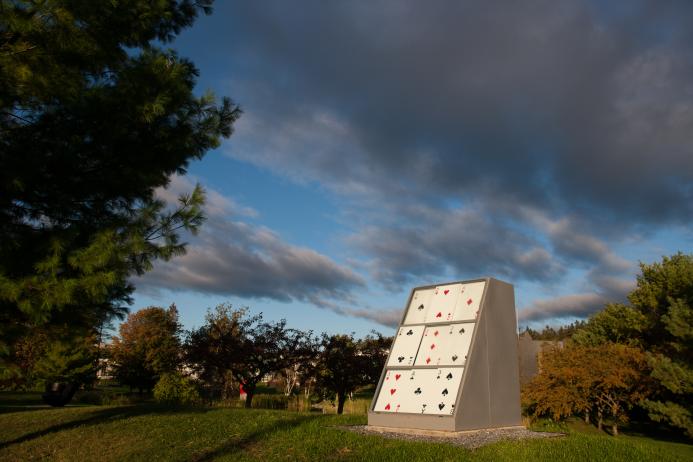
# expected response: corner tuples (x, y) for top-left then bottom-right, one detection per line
(0, 401), (690, 461)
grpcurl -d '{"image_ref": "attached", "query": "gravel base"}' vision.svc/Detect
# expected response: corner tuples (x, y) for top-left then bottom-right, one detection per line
(341, 425), (565, 449)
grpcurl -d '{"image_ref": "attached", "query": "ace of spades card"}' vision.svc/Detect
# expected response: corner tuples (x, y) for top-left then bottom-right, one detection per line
(425, 284), (463, 323)
(451, 281), (486, 321)
(442, 323), (475, 366)
(413, 325), (448, 366)
(386, 325), (425, 367)
(421, 368), (464, 415)
(403, 288), (435, 325)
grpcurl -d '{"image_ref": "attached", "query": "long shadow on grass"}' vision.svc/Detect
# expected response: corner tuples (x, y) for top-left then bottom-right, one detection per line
(0, 404), (208, 449)
(192, 412), (321, 462)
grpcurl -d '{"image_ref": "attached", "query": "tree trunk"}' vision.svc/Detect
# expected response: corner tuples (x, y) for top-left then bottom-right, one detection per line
(612, 423), (618, 436)
(584, 411), (590, 424)
(597, 409), (603, 431)
(244, 388), (255, 408)
(337, 391), (346, 415)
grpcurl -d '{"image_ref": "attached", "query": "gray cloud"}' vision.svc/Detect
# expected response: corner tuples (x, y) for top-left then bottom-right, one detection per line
(163, 1), (692, 323)
(519, 293), (608, 323)
(135, 178), (364, 305)
(218, 0), (693, 226)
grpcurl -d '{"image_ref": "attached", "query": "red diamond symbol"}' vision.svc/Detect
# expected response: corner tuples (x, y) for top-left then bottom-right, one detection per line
(467, 298), (473, 305)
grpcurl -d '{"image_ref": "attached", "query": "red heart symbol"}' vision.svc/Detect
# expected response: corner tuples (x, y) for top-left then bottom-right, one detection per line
(467, 298), (473, 305)
(444, 290), (450, 295)
(426, 357), (431, 364)
(390, 389), (396, 395)
(436, 312), (442, 318)
(385, 403), (391, 410)
(395, 374), (401, 380)
(430, 343), (436, 349)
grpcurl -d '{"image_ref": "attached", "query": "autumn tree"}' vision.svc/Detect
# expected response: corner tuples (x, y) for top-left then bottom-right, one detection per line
(315, 332), (389, 414)
(110, 305), (182, 393)
(0, 0), (240, 382)
(186, 304), (314, 407)
(573, 253), (692, 436)
(524, 343), (650, 435)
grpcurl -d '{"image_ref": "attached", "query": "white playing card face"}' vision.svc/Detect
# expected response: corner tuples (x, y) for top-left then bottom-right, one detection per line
(425, 284), (463, 323)
(422, 367), (464, 415)
(406, 368), (438, 414)
(403, 288), (435, 325)
(440, 322), (475, 366)
(387, 325), (425, 367)
(414, 326), (446, 366)
(374, 369), (410, 413)
(451, 281), (486, 321)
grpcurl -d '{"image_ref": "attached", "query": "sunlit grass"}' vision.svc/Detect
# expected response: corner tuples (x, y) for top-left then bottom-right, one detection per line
(0, 401), (690, 461)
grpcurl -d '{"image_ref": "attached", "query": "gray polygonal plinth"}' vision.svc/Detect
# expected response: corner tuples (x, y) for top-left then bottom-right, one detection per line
(367, 277), (522, 432)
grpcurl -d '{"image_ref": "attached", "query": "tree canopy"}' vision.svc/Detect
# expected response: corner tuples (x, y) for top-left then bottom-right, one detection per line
(0, 0), (240, 381)
(110, 305), (182, 393)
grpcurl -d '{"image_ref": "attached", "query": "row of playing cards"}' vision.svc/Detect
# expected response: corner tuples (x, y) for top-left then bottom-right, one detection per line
(386, 322), (475, 367)
(373, 368), (463, 415)
(403, 281), (485, 325)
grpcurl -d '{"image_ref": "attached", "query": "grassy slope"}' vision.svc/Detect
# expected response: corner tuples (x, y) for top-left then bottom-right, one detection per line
(0, 405), (691, 462)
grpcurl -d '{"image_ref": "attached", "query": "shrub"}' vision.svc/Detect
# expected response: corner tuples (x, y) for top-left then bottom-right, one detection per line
(153, 373), (200, 405)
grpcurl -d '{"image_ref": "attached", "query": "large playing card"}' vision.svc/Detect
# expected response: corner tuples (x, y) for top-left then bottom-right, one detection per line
(403, 288), (435, 325)
(451, 281), (486, 321)
(414, 326), (446, 366)
(387, 325), (425, 367)
(425, 284), (463, 323)
(373, 369), (410, 413)
(421, 367), (464, 415)
(440, 322), (475, 366)
(405, 368), (438, 414)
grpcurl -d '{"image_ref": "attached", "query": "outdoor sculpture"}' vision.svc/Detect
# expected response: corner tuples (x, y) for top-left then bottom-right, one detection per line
(368, 277), (522, 431)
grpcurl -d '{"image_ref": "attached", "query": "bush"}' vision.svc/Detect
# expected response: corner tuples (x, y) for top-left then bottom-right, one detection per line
(153, 373), (200, 405)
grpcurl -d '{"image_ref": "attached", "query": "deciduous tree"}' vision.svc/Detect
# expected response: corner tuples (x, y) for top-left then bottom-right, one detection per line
(186, 304), (314, 407)
(110, 305), (182, 393)
(315, 332), (389, 414)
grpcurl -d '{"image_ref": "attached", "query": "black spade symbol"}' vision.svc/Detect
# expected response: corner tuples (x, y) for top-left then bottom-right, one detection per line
(442, 388), (448, 396)
(438, 403), (445, 410)
(446, 373), (453, 380)
(406, 329), (413, 336)
(414, 387), (422, 395)
(459, 328), (465, 334)
(417, 304), (424, 311)
(452, 355), (459, 362)
(398, 356), (405, 363)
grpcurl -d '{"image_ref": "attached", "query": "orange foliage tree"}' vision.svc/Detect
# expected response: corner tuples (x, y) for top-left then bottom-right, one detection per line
(523, 343), (650, 435)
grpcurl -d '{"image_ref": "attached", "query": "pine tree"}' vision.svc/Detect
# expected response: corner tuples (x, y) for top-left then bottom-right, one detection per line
(0, 1), (240, 381)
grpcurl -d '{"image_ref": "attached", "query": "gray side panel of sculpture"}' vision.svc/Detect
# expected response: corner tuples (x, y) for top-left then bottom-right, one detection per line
(487, 280), (522, 427)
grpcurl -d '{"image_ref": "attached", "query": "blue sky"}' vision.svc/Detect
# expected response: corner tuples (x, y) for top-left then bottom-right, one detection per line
(131, 1), (693, 337)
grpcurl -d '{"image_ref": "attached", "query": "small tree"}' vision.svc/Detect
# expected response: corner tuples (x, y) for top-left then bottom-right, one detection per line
(315, 332), (388, 414)
(110, 305), (181, 393)
(185, 304), (314, 408)
(524, 343), (650, 435)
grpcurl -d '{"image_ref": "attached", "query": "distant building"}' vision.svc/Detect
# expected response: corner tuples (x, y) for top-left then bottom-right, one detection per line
(517, 331), (563, 385)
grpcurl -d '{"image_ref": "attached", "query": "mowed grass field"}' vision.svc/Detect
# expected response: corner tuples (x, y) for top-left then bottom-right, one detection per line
(0, 396), (691, 461)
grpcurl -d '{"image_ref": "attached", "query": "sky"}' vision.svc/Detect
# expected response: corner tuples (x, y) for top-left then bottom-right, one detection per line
(131, 0), (693, 337)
